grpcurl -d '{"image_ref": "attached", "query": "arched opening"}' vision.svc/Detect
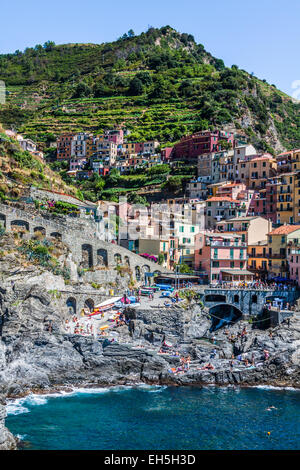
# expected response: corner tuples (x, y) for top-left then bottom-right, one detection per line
(233, 294), (239, 303)
(66, 297), (76, 315)
(97, 248), (108, 266)
(33, 226), (46, 236)
(50, 232), (62, 241)
(153, 270), (161, 276)
(205, 294), (226, 303)
(114, 253), (122, 265)
(82, 244), (93, 268)
(135, 266), (141, 281)
(0, 214), (6, 228)
(124, 256), (130, 267)
(209, 304), (243, 332)
(11, 220), (29, 231)
(84, 298), (94, 312)
(252, 294), (258, 304)
(143, 265), (150, 273)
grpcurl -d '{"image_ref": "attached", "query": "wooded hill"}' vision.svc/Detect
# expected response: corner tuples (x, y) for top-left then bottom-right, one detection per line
(0, 26), (299, 153)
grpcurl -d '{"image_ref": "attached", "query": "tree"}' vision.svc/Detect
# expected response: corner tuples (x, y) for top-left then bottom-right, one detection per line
(73, 82), (91, 98)
(129, 77), (144, 96)
(128, 29), (135, 38)
(43, 41), (55, 52)
(177, 263), (192, 274)
(218, 139), (232, 150)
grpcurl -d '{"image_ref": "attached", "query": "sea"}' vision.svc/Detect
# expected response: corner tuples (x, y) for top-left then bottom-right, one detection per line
(5, 385), (300, 450)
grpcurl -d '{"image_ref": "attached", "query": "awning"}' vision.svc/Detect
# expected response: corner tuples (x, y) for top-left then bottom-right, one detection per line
(220, 269), (254, 276)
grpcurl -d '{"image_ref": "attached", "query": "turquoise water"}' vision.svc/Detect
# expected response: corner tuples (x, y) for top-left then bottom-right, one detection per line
(6, 385), (300, 450)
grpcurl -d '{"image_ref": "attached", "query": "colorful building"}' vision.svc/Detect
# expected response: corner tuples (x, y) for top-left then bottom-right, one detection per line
(194, 232), (253, 283)
(267, 225), (300, 279)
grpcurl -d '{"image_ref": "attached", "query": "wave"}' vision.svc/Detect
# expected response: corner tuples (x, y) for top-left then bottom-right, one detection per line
(6, 384), (168, 415)
(6, 402), (30, 416)
(253, 385), (300, 391)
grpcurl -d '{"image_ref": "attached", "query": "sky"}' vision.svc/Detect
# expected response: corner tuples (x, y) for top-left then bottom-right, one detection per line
(0, 0), (299, 97)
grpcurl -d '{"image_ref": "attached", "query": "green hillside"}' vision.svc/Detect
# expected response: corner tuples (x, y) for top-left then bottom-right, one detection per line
(0, 26), (299, 152)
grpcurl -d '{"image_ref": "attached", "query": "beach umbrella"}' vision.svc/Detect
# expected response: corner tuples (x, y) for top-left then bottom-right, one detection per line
(100, 325), (109, 330)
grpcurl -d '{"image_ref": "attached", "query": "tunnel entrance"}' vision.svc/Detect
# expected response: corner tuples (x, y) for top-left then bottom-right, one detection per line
(209, 304), (243, 332)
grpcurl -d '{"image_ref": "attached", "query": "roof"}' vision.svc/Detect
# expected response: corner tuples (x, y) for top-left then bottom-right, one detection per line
(269, 225), (300, 236)
(201, 232), (241, 239)
(250, 155), (275, 162)
(207, 197), (236, 203)
(218, 216), (260, 222)
(248, 240), (268, 246)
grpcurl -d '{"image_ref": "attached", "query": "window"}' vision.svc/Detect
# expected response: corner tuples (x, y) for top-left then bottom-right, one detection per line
(281, 236), (285, 244)
(180, 226), (184, 233)
(212, 261), (219, 267)
(190, 226), (195, 233)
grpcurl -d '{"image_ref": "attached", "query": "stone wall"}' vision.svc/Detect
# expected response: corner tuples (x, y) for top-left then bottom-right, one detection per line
(0, 203), (169, 281)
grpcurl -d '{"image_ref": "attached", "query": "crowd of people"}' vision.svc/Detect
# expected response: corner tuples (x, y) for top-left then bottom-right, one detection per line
(212, 280), (297, 291)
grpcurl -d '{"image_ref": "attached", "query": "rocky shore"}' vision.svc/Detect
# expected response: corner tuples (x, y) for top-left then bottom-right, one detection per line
(0, 259), (300, 449)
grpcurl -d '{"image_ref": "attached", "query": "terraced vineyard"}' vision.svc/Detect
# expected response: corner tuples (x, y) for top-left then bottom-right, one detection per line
(0, 26), (299, 152)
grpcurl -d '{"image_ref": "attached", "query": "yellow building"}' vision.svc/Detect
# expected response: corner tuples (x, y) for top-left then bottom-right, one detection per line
(275, 171), (300, 225)
(247, 240), (268, 280)
(267, 224), (300, 279)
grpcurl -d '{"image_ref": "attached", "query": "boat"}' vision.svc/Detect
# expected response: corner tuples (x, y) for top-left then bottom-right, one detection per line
(88, 297), (122, 317)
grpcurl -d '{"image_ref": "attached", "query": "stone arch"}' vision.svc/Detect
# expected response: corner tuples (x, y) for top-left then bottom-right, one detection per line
(205, 294), (226, 303)
(33, 226), (46, 236)
(153, 270), (161, 277)
(209, 304), (243, 332)
(11, 219), (29, 231)
(50, 232), (62, 241)
(124, 256), (130, 267)
(0, 213), (6, 228)
(66, 297), (76, 315)
(84, 298), (95, 312)
(114, 253), (122, 265)
(233, 294), (239, 303)
(252, 294), (258, 304)
(135, 266), (141, 281)
(143, 265), (150, 273)
(82, 244), (93, 268)
(97, 248), (108, 266)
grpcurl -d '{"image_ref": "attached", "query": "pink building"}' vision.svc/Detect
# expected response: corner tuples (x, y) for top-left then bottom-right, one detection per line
(161, 147), (173, 161)
(195, 232), (253, 283)
(288, 243), (300, 286)
(108, 129), (124, 145)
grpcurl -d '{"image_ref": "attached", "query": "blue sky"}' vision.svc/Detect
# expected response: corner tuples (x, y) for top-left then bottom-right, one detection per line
(1, 0), (299, 96)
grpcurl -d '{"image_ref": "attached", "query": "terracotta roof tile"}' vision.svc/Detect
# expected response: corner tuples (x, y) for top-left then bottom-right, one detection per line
(269, 225), (300, 235)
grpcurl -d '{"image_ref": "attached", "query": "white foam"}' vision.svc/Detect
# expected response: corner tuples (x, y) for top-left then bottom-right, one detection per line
(6, 384), (169, 415)
(253, 385), (299, 391)
(6, 401), (29, 416)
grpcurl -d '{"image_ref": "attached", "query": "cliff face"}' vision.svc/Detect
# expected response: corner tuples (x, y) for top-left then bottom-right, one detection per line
(0, 397), (16, 450)
(0, 246), (300, 448)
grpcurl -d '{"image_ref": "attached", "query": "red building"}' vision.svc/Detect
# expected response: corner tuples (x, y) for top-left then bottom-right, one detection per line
(57, 133), (74, 160)
(161, 147), (173, 161)
(171, 130), (234, 161)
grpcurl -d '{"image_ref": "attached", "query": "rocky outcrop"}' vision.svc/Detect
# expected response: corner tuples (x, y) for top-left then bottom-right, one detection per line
(0, 255), (300, 448)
